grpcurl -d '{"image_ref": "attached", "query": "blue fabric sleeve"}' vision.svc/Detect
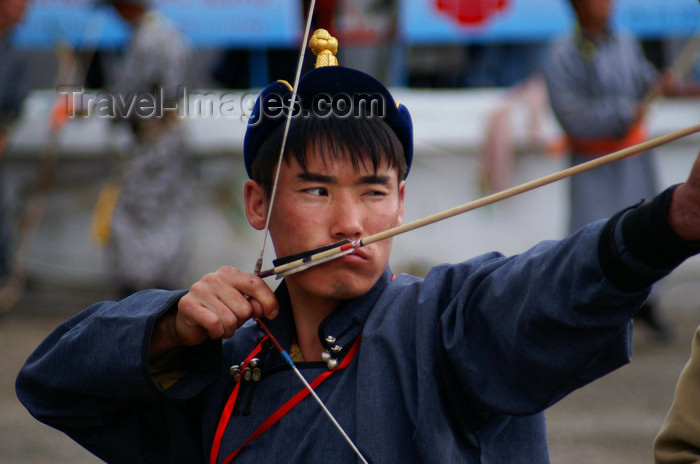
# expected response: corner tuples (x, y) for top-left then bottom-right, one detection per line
(15, 289), (220, 464)
(401, 223), (643, 419)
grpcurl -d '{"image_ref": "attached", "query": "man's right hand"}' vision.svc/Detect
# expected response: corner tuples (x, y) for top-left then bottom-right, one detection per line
(150, 266), (278, 358)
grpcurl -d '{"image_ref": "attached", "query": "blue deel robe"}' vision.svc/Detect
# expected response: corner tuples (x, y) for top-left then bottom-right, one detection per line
(16, 189), (698, 464)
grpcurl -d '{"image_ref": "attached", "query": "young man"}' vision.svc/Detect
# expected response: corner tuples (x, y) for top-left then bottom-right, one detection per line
(16, 37), (700, 463)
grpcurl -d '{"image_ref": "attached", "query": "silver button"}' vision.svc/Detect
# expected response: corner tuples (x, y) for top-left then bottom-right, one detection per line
(325, 335), (336, 344)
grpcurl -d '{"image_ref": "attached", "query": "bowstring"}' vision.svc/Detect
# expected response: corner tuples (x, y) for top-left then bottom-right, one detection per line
(254, 0), (318, 274)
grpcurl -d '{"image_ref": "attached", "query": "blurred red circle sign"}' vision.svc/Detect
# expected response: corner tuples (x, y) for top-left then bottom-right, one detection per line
(435, 0), (510, 25)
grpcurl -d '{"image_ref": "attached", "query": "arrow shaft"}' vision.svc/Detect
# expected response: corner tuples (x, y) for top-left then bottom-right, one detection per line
(260, 123), (700, 278)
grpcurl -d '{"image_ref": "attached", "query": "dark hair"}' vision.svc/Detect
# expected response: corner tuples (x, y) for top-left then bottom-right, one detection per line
(250, 114), (406, 196)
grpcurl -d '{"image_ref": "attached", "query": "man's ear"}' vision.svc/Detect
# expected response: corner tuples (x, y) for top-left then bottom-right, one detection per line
(244, 180), (268, 230)
(397, 180), (406, 225)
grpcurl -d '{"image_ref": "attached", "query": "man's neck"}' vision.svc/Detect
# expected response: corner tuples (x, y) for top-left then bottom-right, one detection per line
(579, 23), (609, 43)
(287, 286), (341, 362)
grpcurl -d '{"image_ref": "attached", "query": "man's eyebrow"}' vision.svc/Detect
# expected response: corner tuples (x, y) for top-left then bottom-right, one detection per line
(296, 172), (392, 185)
(297, 172), (337, 183)
(358, 174), (392, 185)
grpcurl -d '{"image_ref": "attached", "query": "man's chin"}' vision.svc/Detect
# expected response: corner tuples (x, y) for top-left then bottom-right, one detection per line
(328, 280), (370, 300)
(291, 273), (372, 300)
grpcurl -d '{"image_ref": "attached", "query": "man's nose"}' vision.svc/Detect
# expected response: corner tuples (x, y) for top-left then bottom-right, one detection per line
(329, 197), (363, 239)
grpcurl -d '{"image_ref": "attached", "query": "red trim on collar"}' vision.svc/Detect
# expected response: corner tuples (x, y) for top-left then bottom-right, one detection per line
(211, 336), (362, 464)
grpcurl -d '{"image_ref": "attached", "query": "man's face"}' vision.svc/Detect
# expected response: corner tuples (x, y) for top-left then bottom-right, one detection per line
(246, 146), (405, 304)
(113, 3), (144, 24)
(574, 0), (613, 30)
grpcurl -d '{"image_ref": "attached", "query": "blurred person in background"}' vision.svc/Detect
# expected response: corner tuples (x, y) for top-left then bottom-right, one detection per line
(96, 0), (193, 297)
(544, 0), (684, 341)
(0, 0), (30, 279)
(655, 325), (700, 463)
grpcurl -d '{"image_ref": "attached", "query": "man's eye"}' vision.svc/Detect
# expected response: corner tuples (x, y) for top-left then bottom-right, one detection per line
(365, 189), (388, 197)
(303, 187), (328, 196)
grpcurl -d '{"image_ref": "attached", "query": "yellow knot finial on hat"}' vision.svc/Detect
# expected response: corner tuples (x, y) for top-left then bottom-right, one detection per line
(309, 29), (338, 68)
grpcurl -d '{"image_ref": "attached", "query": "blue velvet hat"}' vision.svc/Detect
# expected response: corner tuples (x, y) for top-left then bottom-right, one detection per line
(243, 31), (413, 179)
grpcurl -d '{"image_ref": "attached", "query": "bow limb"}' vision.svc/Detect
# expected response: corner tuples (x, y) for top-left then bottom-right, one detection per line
(260, 122), (700, 279)
(253, 0), (319, 275)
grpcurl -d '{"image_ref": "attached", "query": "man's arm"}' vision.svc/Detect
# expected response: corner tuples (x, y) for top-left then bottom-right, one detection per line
(595, 150), (700, 296)
(434, 148), (700, 418)
(16, 266), (278, 464)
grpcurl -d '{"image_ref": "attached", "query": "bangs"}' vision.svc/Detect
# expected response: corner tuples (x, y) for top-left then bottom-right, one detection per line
(251, 115), (406, 194)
